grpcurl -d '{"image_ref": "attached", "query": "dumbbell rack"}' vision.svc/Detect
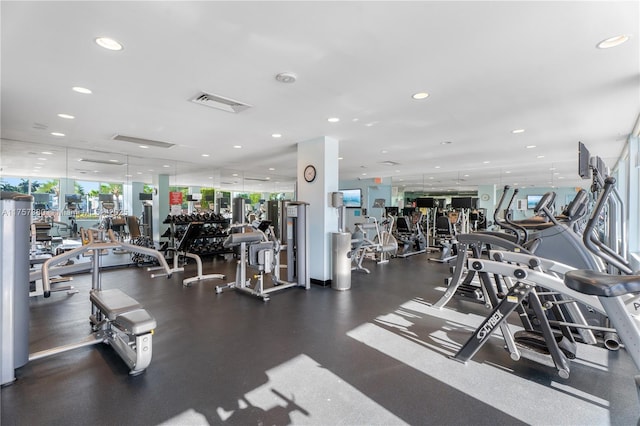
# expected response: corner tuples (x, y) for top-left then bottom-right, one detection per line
(161, 214), (231, 258)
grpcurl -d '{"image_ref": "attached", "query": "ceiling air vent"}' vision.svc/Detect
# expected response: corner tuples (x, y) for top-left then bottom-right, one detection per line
(380, 161), (400, 166)
(244, 177), (270, 182)
(112, 134), (175, 148)
(190, 91), (252, 113)
(79, 158), (125, 165)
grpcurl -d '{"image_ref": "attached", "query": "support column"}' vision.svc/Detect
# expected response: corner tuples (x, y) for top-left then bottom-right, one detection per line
(297, 137), (339, 284)
(152, 174), (169, 245)
(477, 184), (496, 227)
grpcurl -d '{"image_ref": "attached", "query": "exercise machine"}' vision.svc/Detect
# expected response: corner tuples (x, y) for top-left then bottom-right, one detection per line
(394, 203), (428, 258)
(216, 202), (310, 301)
(350, 217), (398, 273)
(2, 214), (172, 384)
(150, 221), (226, 286)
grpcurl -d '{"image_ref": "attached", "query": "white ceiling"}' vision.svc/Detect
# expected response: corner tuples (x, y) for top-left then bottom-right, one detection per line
(1, 1), (638, 194)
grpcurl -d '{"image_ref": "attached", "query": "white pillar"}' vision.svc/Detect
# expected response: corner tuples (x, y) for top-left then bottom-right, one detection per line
(297, 137), (339, 283)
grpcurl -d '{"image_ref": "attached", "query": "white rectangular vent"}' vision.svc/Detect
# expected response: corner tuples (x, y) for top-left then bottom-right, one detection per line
(244, 177), (270, 182)
(190, 91), (252, 113)
(380, 161), (400, 166)
(112, 134), (175, 148)
(79, 158), (125, 165)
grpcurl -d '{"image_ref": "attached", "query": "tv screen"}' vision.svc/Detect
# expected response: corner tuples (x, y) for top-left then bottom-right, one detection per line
(340, 189), (362, 208)
(416, 197), (436, 208)
(65, 194), (81, 203)
(527, 195), (543, 209)
(451, 197), (476, 209)
(98, 193), (112, 202)
(139, 193), (153, 201)
(578, 141), (591, 179)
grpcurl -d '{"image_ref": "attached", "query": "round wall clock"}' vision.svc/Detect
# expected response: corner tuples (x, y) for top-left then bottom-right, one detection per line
(304, 164), (317, 182)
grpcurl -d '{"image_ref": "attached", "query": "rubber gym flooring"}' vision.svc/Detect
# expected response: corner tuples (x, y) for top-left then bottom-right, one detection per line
(1, 252), (639, 425)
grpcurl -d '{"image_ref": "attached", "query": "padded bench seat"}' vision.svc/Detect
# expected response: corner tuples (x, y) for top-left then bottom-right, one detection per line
(90, 289), (142, 320)
(116, 309), (156, 335)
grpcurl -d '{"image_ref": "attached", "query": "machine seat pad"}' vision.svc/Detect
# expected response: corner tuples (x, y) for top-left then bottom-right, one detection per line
(564, 270), (640, 297)
(358, 223), (378, 230)
(223, 232), (264, 248)
(90, 289), (143, 321)
(116, 309), (156, 335)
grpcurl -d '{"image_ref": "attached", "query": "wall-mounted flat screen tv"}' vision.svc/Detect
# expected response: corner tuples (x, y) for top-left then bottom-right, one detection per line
(578, 141), (591, 180)
(65, 194), (81, 203)
(340, 189), (362, 208)
(139, 193), (153, 201)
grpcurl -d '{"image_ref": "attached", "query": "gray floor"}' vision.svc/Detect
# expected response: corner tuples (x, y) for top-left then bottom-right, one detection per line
(2, 252), (639, 425)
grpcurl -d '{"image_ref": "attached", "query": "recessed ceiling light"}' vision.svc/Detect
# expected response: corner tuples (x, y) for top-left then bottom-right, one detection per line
(136, 172), (142, 175)
(95, 37), (123, 51)
(483, 161), (490, 164)
(271, 133), (282, 138)
(429, 176), (434, 180)
(434, 166), (441, 169)
(361, 173), (367, 176)
(557, 176), (565, 179)
(597, 35), (630, 49)
(381, 150), (388, 154)
(108, 159), (119, 163)
(50, 132), (65, 137)
(265, 177), (271, 180)
(33, 166), (41, 169)
(412, 92), (429, 100)
(41, 151), (53, 155)
(512, 129), (525, 134)
(37, 157), (47, 161)
(233, 145), (242, 149)
(526, 145), (536, 149)
(464, 174), (469, 177)
(338, 157), (343, 160)
(327, 117), (340, 123)
(208, 176), (213, 179)
(441, 141), (452, 145)
(352, 118), (359, 122)
(505, 171), (511, 174)
(537, 155), (545, 159)
(72, 86), (92, 94)
(163, 165), (171, 168)
(57, 113), (75, 119)
(232, 173), (239, 177)
(201, 154), (210, 157)
(549, 167), (556, 171)
(139, 145), (149, 149)
(268, 167), (275, 171)
(125, 174), (132, 177)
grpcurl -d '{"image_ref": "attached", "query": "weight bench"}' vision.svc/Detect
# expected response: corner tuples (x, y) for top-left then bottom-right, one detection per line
(89, 288), (156, 374)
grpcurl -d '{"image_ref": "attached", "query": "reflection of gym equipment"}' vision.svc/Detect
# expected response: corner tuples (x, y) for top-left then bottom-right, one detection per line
(394, 213), (427, 258)
(150, 222), (226, 286)
(350, 217), (398, 273)
(216, 215), (309, 301)
(430, 215), (458, 263)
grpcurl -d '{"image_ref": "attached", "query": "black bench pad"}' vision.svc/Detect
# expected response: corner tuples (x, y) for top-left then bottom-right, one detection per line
(564, 269), (640, 297)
